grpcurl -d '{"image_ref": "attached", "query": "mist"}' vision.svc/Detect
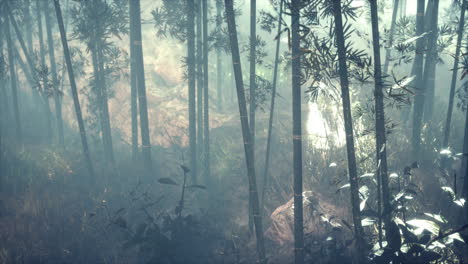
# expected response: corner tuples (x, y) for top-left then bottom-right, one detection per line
(0, 0), (467, 263)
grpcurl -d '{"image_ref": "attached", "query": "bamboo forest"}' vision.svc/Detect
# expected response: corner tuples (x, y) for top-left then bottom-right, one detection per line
(1, 0), (468, 263)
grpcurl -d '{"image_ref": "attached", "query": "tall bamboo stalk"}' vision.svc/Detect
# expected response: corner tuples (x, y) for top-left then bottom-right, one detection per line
(442, 0), (466, 154)
(202, 0), (210, 182)
(36, 0), (53, 143)
(4, 16), (22, 142)
(187, 0), (197, 181)
(224, 0), (265, 261)
(44, 0), (65, 148)
(332, 0), (364, 261)
(383, 0), (399, 75)
(262, 0), (283, 207)
(291, 1), (303, 263)
(411, 0), (426, 158)
(133, 0), (153, 175)
(54, 0), (95, 178)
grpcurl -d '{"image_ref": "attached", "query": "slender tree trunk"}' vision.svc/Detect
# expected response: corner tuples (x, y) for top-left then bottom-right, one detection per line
(332, 0), (364, 261)
(131, 0), (153, 175)
(442, 0), (466, 152)
(422, 0), (439, 122)
(9, 10), (53, 132)
(249, 0), (256, 146)
(5, 18), (22, 142)
(13, 47), (34, 93)
(23, 0), (34, 55)
(54, 0), (95, 178)
(97, 44), (116, 167)
(44, 1), (65, 148)
(196, 0), (204, 182)
(462, 78), (468, 222)
(187, 0), (197, 182)
(0, 21), (9, 136)
(224, 0), (265, 261)
(291, 0), (303, 263)
(36, 0), (53, 143)
(202, 0), (210, 182)
(411, 0), (426, 158)
(0, 23), (3, 187)
(248, 0), (257, 234)
(129, 0), (139, 161)
(91, 47), (105, 151)
(262, 0), (283, 207)
(370, 0), (392, 249)
(216, 0), (223, 111)
(383, 0), (399, 75)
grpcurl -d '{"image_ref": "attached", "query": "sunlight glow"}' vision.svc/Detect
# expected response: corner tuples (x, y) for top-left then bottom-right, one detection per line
(306, 98), (345, 150)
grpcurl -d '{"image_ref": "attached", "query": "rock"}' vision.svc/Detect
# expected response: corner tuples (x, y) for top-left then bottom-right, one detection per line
(265, 191), (353, 263)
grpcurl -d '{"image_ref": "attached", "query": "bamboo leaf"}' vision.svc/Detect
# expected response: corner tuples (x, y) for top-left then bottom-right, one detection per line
(424, 213), (447, 224)
(157, 178), (178, 185)
(441, 186), (455, 200)
(186, 184), (207, 190)
(407, 219), (440, 235)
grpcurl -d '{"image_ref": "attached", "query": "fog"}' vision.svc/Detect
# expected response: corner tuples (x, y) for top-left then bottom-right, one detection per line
(0, 0), (467, 263)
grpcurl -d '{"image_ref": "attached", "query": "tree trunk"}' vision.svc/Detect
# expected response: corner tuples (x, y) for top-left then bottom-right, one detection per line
(23, 0), (34, 55)
(442, 0), (466, 152)
(202, 0), (210, 182)
(422, 0), (439, 122)
(248, 0), (257, 234)
(462, 77), (468, 222)
(460, 71), (468, 221)
(216, 0), (223, 111)
(0, 20), (9, 136)
(9, 10), (51, 138)
(411, 0), (426, 158)
(91, 47), (105, 152)
(196, 0), (204, 182)
(370, 0), (392, 249)
(332, 0), (364, 261)
(97, 44), (116, 168)
(36, 0), (53, 143)
(131, 0), (153, 175)
(383, 0), (399, 75)
(4, 17), (22, 142)
(262, 0), (283, 207)
(44, 0), (65, 148)
(54, 0), (95, 178)
(187, 0), (197, 182)
(291, 1), (303, 263)
(129, 0), (139, 161)
(224, 0), (265, 261)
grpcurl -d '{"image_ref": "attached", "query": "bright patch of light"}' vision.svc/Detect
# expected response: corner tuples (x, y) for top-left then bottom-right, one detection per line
(306, 96), (345, 150)
(389, 172), (398, 178)
(329, 162), (337, 168)
(439, 149), (452, 156)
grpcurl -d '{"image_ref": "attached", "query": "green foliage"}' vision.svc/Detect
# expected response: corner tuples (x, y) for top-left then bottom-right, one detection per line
(152, 0), (187, 42)
(70, 0), (128, 48)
